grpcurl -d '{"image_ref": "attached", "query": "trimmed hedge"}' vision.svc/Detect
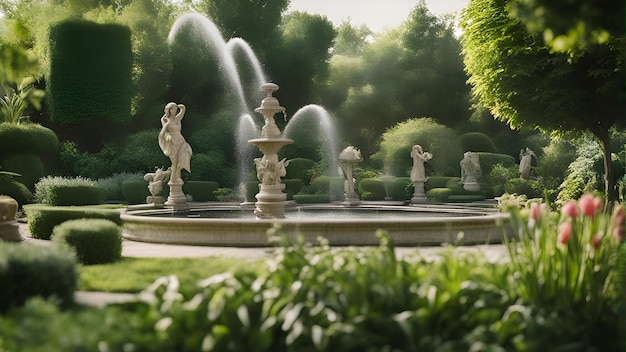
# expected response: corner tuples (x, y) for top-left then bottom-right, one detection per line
(0, 123), (59, 162)
(0, 242), (77, 312)
(184, 181), (219, 201)
(122, 180), (151, 205)
(48, 20), (132, 125)
(426, 188), (452, 202)
(448, 194), (486, 202)
(311, 176), (344, 200)
(425, 176), (455, 190)
(390, 177), (412, 201)
(51, 219), (122, 265)
(23, 204), (122, 240)
(358, 178), (386, 200)
(47, 184), (105, 206)
(0, 176), (33, 207)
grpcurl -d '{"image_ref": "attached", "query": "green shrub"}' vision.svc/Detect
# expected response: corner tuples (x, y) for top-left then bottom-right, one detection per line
(475, 152), (516, 174)
(425, 176), (455, 190)
(3, 153), (44, 191)
(23, 204), (122, 240)
(488, 164), (520, 197)
(373, 118), (463, 176)
(96, 172), (144, 201)
(426, 187), (452, 202)
(0, 122), (59, 163)
(283, 179), (303, 200)
(47, 185), (105, 206)
(311, 176), (344, 200)
(504, 178), (544, 198)
(184, 181), (219, 201)
(0, 242), (77, 312)
(34, 176), (96, 204)
(460, 132), (497, 153)
(358, 178), (386, 200)
(51, 219), (122, 265)
(285, 158), (316, 184)
(188, 151), (236, 188)
(48, 20), (131, 125)
(121, 180), (150, 205)
(390, 177), (412, 200)
(293, 194), (332, 204)
(0, 175), (33, 207)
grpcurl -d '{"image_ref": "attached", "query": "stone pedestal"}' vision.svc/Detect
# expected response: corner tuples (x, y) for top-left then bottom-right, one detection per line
(146, 196), (166, 207)
(411, 180), (428, 203)
(254, 183), (288, 218)
(342, 193), (361, 207)
(0, 198), (22, 242)
(165, 180), (189, 211)
(463, 180), (480, 192)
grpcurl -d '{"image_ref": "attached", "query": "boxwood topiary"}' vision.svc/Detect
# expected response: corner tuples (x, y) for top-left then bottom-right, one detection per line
(3, 153), (45, 191)
(425, 176), (455, 190)
(475, 152), (516, 174)
(51, 218), (122, 265)
(293, 194), (331, 204)
(0, 176), (33, 207)
(0, 242), (77, 312)
(426, 188), (452, 202)
(0, 123), (59, 163)
(184, 181), (219, 201)
(390, 177), (412, 201)
(23, 204), (122, 240)
(283, 179), (303, 200)
(285, 158), (316, 184)
(460, 132), (497, 153)
(311, 176), (344, 200)
(358, 178), (386, 200)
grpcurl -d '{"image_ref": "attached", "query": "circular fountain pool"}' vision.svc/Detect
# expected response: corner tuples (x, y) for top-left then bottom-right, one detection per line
(121, 203), (509, 247)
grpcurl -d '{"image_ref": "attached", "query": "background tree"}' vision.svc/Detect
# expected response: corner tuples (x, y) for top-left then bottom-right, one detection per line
(460, 0), (625, 203)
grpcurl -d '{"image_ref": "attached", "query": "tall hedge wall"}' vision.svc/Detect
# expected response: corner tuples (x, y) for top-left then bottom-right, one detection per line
(47, 20), (132, 125)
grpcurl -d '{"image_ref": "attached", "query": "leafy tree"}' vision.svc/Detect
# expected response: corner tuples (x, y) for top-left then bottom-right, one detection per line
(460, 0), (625, 203)
(333, 21), (372, 57)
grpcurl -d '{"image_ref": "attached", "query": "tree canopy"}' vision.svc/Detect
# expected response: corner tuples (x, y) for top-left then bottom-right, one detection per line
(460, 0), (625, 202)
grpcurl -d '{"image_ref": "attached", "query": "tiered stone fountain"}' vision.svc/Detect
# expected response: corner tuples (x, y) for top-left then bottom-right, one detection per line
(248, 83), (293, 218)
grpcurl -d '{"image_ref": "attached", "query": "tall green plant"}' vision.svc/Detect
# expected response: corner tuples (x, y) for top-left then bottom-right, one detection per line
(0, 76), (44, 124)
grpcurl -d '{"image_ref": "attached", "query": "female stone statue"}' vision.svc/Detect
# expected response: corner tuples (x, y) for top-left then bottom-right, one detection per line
(519, 147), (536, 179)
(410, 145), (432, 182)
(158, 102), (192, 183)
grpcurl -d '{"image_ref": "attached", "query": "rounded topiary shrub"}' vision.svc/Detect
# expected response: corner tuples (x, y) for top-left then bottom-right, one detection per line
(475, 153), (516, 174)
(122, 180), (150, 205)
(51, 218), (122, 265)
(390, 177), (413, 201)
(0, 123), (59, 163)
(184, 181), (219, 201)
(311, 176), (344, 201)
(0, 176), (33, 207)
(460, 132), (497, 153)
(426, 188), (452, 202)
(425, 176), (455, 190)
(0, 242), (77, 312)
(285, 158), (316, 184)
(358, 178), (386, 201)
(283, 179), (303, 200)
(3, 154), (45, 191)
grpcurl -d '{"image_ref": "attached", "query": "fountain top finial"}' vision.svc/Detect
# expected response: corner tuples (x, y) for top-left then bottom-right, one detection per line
(260, 82), (279, 98)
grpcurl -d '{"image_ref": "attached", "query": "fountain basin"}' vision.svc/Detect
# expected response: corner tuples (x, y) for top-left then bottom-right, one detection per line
(121, 204), (509, 247)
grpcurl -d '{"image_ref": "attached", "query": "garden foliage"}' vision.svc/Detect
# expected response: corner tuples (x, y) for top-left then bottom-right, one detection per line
(34, 176), (103, 206)
(23, 204), (122, 240)
(0, 242), (77, 312)
(51, 218), (122, 265)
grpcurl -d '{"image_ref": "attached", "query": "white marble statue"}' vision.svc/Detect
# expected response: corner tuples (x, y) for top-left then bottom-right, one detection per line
(158, 102), (192, 183)
(254, 156), (289, 186)
(144, 167), (171, 197)
(338, 146), (362, 201)
(410, 145), (432, 182)
(519, 147), (536, 179)
(460, 151), (481, 191)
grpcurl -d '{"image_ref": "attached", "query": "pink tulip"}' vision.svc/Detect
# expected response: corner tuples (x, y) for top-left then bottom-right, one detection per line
(529, 203), (542, 220)
(558, 222), (572, 244)
(561, 201), (578, 218)
(579, 194), (600, 217)
(591, 234), (601, 250)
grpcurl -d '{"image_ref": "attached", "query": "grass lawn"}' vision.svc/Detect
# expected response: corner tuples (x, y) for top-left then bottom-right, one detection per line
(79, 256), (266, 296)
